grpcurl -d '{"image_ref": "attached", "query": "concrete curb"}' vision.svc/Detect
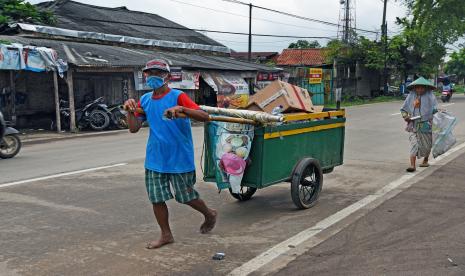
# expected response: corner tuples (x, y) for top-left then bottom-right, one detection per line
(21, 129), (130, 145)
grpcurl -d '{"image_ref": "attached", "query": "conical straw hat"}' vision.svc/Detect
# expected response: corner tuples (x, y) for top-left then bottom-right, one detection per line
(407, 77), (436, 90)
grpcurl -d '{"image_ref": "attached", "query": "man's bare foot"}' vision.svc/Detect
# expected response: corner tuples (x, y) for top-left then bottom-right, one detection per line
(200, 209), (217, 234)
(146, 235), (174, 249)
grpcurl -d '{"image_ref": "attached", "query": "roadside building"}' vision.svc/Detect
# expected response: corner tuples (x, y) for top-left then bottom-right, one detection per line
(277, 48), (383, 104)
(230, 52), (279, 64)
(0, 0), (279, 130)
(277, 48), (332, 105)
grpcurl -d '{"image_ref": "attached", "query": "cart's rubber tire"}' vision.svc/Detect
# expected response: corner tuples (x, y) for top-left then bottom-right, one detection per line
(229, 187), (257, 201)
(291, 158), (323, 209)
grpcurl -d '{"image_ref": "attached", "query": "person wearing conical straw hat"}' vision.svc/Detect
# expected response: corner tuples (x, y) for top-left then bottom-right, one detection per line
(400, 77), (438, 172)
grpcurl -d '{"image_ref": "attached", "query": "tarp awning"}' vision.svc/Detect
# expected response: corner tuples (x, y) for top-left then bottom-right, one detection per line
(0, 43), (68, 75)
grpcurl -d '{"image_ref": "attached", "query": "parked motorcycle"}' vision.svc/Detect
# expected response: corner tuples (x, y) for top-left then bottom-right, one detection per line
(441, 84), (453, 103)
(108, 104), (128, 129)
(0, 111), (22, 159)
(59, 96), (111, 131)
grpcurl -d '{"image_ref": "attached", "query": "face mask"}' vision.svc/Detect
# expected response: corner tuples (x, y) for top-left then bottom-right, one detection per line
(146, 76), (166, 90)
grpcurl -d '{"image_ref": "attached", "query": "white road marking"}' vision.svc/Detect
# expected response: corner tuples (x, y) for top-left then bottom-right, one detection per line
(229, 142), (465, 276)
(0, 163), (127, 189)
(390, 112), (401, 116)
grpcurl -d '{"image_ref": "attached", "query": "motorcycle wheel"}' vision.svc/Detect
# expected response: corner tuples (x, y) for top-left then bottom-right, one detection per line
(0, 134), (22, 159)
(112, 110), (128, 129)
(89, 110), (110, 131)
(441, 96), (446, 103)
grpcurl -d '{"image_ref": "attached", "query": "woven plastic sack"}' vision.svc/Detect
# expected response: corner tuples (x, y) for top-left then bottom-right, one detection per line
(432, 111), (457, 158)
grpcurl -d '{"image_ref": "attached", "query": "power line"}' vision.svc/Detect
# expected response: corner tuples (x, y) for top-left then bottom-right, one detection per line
(65, 16), (335, 39)
(221, 0), (378, 34)
(212, 38), (333, 44)
(169, 0), (339, 33)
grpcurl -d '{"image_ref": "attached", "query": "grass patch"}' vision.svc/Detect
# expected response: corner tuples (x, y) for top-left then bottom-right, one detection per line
(325, 95), (403, 108)
(454, 84), (464, 92)
(0, 39), (11, 45)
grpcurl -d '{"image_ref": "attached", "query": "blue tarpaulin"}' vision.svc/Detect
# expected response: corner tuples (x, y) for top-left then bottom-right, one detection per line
(0, 43), (68, 76)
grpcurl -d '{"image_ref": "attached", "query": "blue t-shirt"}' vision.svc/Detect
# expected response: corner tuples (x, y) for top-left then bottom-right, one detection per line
(139, 89), (195, 173)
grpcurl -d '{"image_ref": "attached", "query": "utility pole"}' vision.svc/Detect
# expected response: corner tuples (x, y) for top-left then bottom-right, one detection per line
(248, 3), (252, 62)
(382, 0), (388, 95)
(248, 3), (254, 94)
(344, 0), (350, 43)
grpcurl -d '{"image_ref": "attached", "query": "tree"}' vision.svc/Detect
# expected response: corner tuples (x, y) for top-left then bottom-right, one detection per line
(325, 36), (386, 71)
(445, 48), (465, 83)
(394, 0), (465, 76)
(315, 0), (465, 83)
(0, 0), (56, 25)
(288, 40), (321, 49)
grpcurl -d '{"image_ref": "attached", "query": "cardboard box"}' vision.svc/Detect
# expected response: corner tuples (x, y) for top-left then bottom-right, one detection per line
(313, 105), (324, 113)
(247, 80), (315, 113)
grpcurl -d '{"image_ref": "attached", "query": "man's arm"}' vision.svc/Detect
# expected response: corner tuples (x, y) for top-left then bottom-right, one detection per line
(165, 92), (209, 122)
(164, 106), (209, 122)
(180, 107), (209, 122)
(124, 99), (143, 133)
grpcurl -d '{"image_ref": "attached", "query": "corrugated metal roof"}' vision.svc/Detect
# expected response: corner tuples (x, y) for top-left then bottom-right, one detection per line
(0, 35), (280, 72)
(8, 23), (229, 53)
(36, 0), (224, 47)
(277, 48), (328, 66)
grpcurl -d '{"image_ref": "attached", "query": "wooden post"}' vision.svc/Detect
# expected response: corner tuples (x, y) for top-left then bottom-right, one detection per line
(9, 71), (16, 124)
(53, 71), (61, 133)
(127, 74), (135, 99)
(67, 68), (77, 132)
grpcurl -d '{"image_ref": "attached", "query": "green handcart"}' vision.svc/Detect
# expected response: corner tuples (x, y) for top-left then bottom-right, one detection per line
(203, 110), (346, 209)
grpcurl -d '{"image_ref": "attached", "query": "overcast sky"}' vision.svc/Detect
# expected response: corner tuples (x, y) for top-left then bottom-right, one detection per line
(27, 0), (407, 52)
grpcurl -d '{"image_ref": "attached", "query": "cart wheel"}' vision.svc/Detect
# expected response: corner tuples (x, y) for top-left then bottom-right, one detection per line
(229, 187), (257, 201)
(291, 158), (323, 209)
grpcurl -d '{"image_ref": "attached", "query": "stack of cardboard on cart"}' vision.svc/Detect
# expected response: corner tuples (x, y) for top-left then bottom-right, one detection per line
(246, 80), (324, 114)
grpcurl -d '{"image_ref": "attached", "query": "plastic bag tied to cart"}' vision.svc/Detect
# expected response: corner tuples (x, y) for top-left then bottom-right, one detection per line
(432, 111), (457, 158)
(207, 121), (254, 192)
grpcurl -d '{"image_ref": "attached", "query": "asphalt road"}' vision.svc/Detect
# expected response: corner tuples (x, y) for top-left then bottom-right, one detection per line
(275, 152), (465, 276)
(1, 95), (465, 275)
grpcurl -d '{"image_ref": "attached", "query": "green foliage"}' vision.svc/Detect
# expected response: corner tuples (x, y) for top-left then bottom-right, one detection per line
(394, 0), (465, 76)
(325, 36), (385, 70)
(288, 40), (321, 49)
(445, 48), (465, 81)
(0, 0), (56, 25)
(265, 60), (276, 66)
(326, 0), (465, 79)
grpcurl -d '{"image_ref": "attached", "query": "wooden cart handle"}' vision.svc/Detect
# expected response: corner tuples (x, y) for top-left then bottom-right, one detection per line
(125, 106), (257, 125)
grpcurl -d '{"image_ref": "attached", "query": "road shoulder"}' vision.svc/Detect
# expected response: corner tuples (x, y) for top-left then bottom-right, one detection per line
(274, 151), (465, 276)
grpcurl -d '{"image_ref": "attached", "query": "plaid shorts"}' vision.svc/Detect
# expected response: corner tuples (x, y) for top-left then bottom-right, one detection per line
(145, 169), (199, 204)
